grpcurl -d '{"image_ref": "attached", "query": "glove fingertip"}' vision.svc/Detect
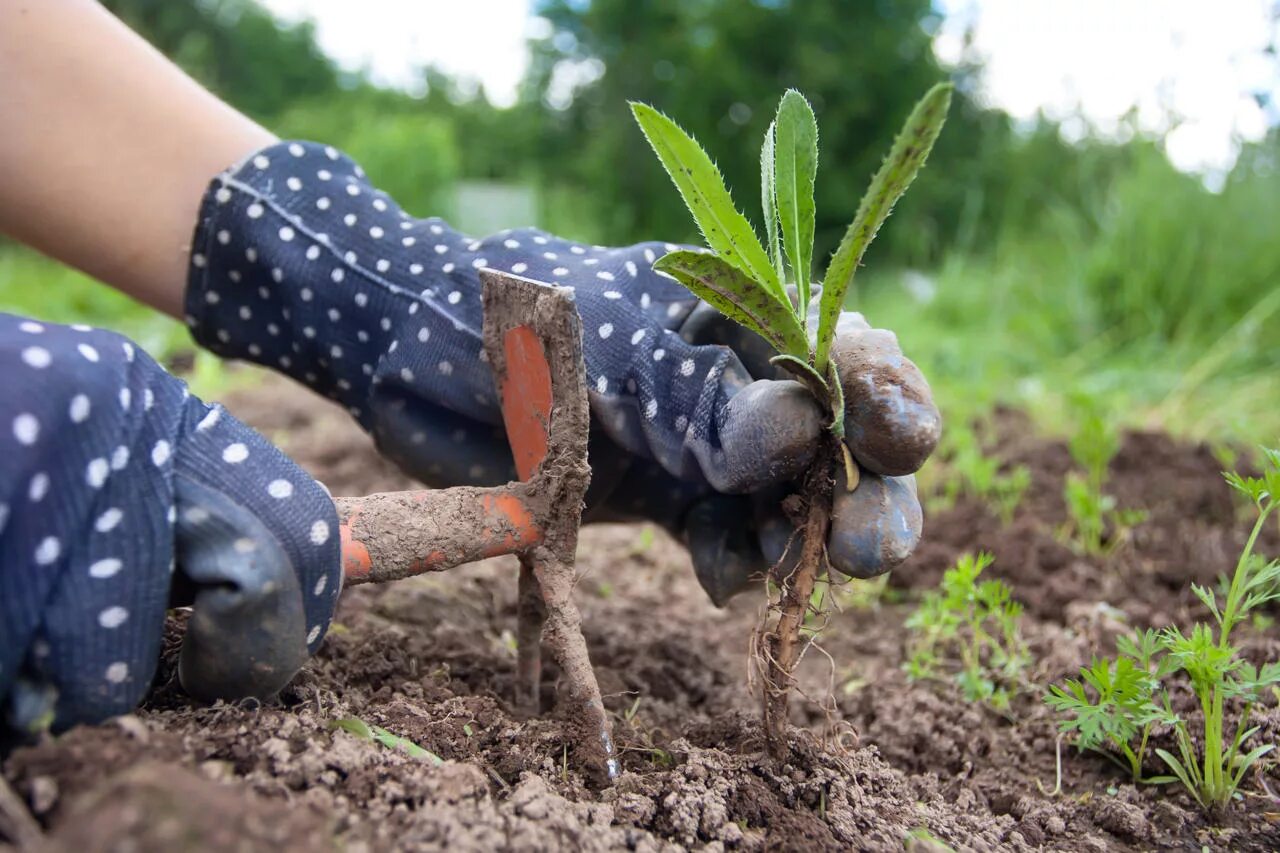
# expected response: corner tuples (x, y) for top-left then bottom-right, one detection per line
(827, 470), (922, 579)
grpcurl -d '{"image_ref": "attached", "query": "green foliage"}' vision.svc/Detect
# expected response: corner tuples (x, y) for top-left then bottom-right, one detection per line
(331, 717), (444, 765)
(927, 423), (1030, 524)
(1061, 397), (1145, 554)
(527, 0), (1013, 261)
(1045, 630), (1176, 781)
(773, 91), (819, 311)
(102, 0), (342, 121)
(818, 83), (953, 372)
(630, 103), (783, 298)
(905, 552), (1028, 710)
(274, 91), (461, 220)
(1046, 448), (1280, 809)
(653, 250), (806, 357)
(856, 132), (1280, 449)
(760, 122), (782, 280)
(633, 86), (950, 427)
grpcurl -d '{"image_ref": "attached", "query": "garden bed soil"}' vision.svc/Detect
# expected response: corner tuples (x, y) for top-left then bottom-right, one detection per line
(4, 378), (1278, 851)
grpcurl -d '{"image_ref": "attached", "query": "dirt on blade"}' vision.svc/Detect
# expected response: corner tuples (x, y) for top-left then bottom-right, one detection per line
(4, 378), (1278, 852)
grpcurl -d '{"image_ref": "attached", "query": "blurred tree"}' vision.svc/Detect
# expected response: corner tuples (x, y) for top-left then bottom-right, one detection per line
(274, 86), (461, 219)
(101, 0), (342, 121)
(519, 0), (1133, 267)
(523, 0), (973, 257)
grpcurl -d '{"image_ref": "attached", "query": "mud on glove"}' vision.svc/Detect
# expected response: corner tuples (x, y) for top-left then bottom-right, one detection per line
(185, 141), (939, 604)
(0, 314), (340, 735)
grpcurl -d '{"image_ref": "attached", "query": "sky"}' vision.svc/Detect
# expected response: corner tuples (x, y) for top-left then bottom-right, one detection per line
(257, 0), (1280, 177)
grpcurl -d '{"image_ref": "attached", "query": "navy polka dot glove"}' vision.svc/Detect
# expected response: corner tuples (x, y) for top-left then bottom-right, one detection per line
(185, 141), (937, 605)
(0, 314), (340, 736)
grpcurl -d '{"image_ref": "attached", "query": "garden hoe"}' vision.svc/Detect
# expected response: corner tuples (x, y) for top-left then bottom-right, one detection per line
(331, 270), (617, 780)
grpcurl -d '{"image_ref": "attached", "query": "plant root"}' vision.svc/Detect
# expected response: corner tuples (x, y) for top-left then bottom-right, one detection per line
(759, 437), (837, 760)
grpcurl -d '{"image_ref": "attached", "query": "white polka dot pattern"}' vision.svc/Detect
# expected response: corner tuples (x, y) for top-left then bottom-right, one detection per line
(183, 141), (758, 497)
(0, 313), (340, 732)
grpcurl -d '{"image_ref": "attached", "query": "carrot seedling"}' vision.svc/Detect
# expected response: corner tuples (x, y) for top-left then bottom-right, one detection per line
(1061, 397), (1145, 554)
(632, 83), (952, 757)
(931, 423), (1030, 525)
(1047, 447), (1280, 809)
(905, 552), (1028, 710)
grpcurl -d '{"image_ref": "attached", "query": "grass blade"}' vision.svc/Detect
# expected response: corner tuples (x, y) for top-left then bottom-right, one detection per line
(655, 250), (807, 357)
(371, 724), (444, 765)
(774, 90), (819, 317)
(631, 102), (783, 299)
(816, 82), (953, 372)
(331, 717), (444, 765)
(761, 121), (783, 281)
(1155, 747), (1206, 807)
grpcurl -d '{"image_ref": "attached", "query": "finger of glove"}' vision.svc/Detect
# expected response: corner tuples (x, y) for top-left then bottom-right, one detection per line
(827, 468), (922, 579)
(588, 453), (714, 529)
(1, 317), (181, 731)
(366, 384), (514, 488)
(831, 328), (941, 477)
(169, 396), (341, 703)
(684, 494), (766, 607)
(575, 266), (826, 494)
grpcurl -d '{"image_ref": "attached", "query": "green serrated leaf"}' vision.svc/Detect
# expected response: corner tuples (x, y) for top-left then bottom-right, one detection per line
(774, 90), (818, 316)
(816, 82), (953, 373)
(655, 250), (807, 356)
(769, 353), (829, 401)
(761, 121), (782, 280)
(630, 102), (782, 298)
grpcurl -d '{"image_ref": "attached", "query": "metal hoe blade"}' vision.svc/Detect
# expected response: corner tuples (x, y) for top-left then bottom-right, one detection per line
(332, 270), (616, 780)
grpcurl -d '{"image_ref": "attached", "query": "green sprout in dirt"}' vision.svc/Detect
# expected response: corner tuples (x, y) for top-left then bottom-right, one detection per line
(1044, 630), (1175, 782)
(929, 422), (1031, 525)
(631, 83), (952, 757)
(905, 552), (1028, 710)
(1047, 447), (1280, 810)
(1061, 397), (1145, 554)
(331, 717), (444, 765)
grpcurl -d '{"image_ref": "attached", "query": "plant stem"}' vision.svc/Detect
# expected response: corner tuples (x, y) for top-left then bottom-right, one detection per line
(1219, 505), (1273, 645)
(763, 437), (836, 759)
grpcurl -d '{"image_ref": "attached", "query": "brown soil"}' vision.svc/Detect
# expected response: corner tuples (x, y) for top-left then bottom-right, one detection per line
(4, 382), (1279, 852)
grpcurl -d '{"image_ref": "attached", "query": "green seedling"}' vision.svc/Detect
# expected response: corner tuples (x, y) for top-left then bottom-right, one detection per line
(632, 82), (952, 756)
(931, 423), (1030, 524)
(1062, 399), (1145, 554)
(331, 717), (444, 765)
(1047, 447), (1280, 810)
(1044, 629), (1176, 782)
(905, 552), (1028, 710)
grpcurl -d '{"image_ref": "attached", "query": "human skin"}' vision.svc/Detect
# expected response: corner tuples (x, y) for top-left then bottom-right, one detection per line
(0, 0), (274, 317)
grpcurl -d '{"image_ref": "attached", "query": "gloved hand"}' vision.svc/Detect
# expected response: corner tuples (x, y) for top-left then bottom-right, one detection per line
(185, 141), (939, 605)
(0, 313), (340, 735)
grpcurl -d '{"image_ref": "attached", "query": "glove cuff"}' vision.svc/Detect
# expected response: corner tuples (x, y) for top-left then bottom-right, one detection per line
(184, 140), (487, 426)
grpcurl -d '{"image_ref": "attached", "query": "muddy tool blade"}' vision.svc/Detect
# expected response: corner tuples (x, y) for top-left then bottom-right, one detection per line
(332, 270), (617, 780)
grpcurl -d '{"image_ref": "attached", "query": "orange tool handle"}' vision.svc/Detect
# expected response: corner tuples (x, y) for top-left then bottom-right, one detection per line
(334, 486), (542, 585)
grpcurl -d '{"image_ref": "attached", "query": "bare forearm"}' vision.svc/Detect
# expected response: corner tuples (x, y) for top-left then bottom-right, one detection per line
(0, 0), (274, 317)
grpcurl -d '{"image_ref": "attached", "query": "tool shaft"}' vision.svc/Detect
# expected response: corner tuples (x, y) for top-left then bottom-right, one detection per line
(335, 484), (542, 585)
